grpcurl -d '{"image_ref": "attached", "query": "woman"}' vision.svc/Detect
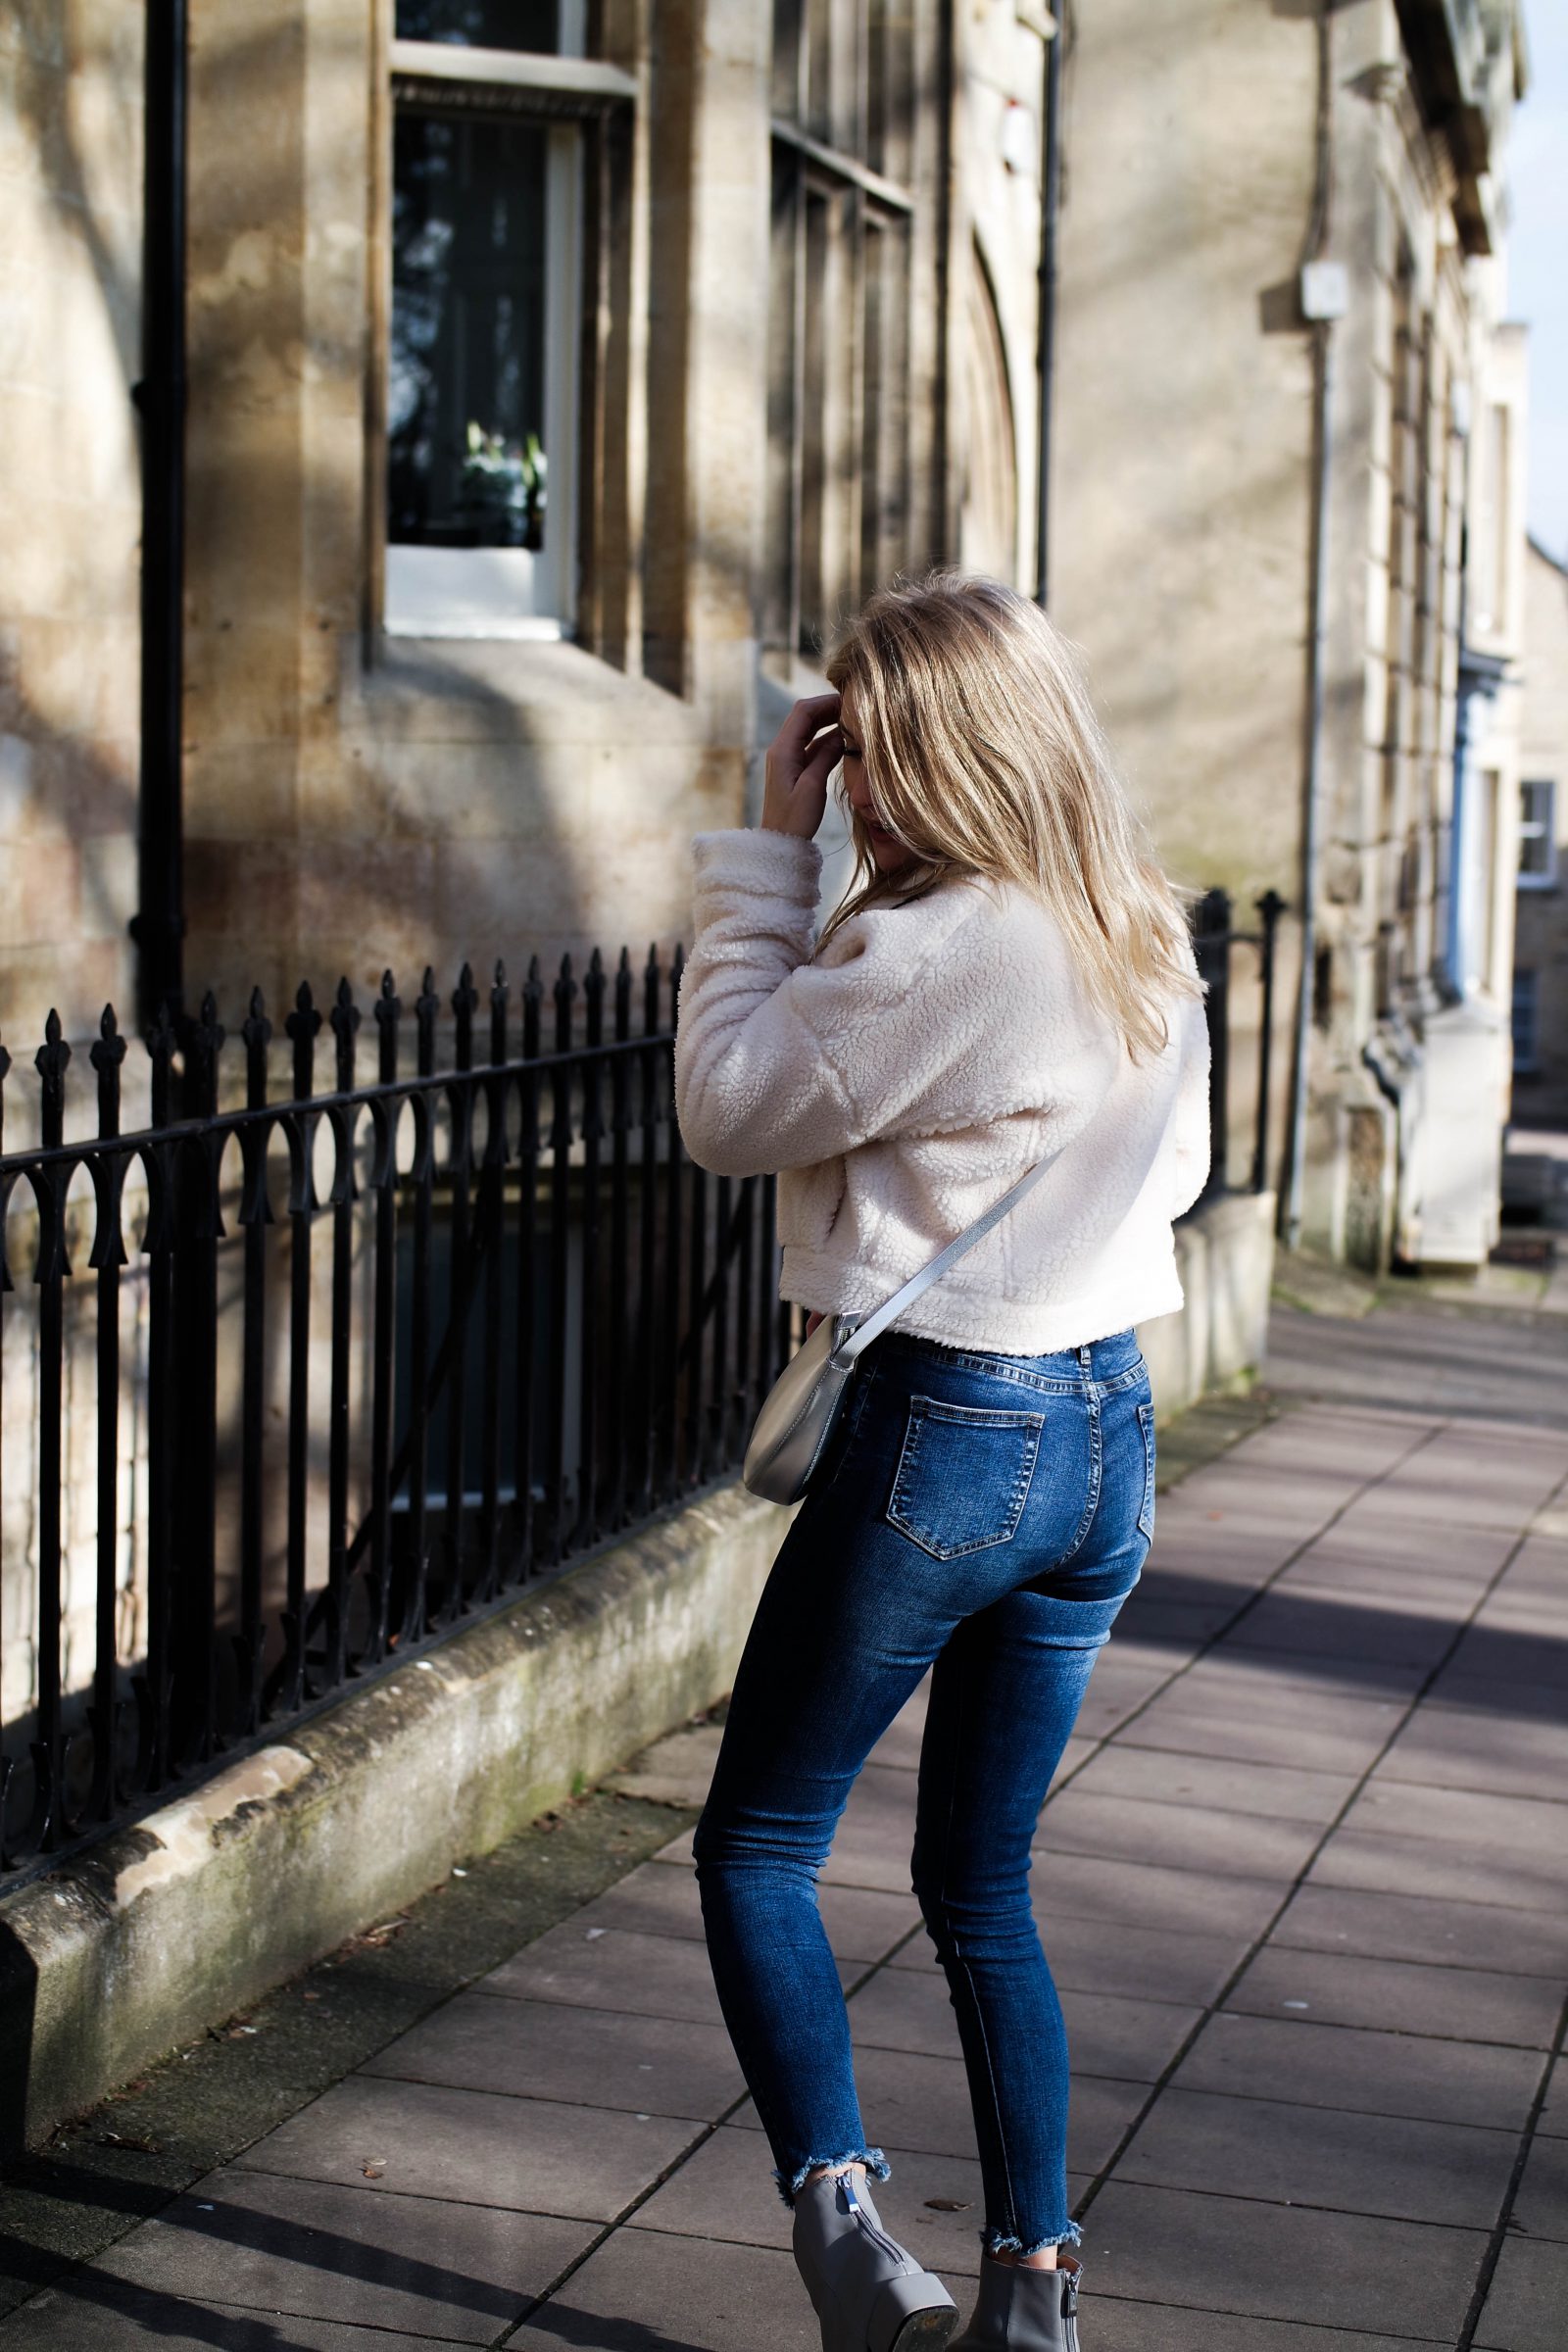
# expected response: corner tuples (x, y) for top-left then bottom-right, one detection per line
(674, 573), (1209, 2352)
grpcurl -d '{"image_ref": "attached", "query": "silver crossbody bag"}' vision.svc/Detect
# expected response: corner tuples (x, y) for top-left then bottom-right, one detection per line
(742, 1150), (1061, 1506)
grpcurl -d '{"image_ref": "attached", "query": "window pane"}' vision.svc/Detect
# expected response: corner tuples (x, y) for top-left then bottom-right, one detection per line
(1520, 780), (1557, 880)
(1512, 968), (1539, 1069)
(396, 0), (558, 51)
(389, 111), (548, 551)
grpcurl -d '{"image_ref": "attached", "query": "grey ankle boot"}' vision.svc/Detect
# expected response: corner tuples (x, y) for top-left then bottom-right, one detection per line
(951, 2255), (1081, 2351)
(791, 2169), (958, 2352)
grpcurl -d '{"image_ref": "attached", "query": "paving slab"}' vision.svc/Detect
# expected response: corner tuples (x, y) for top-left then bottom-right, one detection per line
(1071, 1664), (1183, 1740)
(87, 2167), (592, 2343)
(1267, 1531), (1508, 1600)
(1066, 1741), (1356, 1825)
(1076, 2179), (1484, 2338)
(1154, 1453), (1340, 1510)
(1539, 2053), (1568, 2136)
(1171, 2011), (1544, 2130)
(1028, 1851), (1286, 1942)
(1438, 1623), (1568, 1690)
(1270, 1881), (1568, 1976)
(1082, 2305), (1445, 2352)
(1374, 1702), (1568, 1798)
(1489, 1529), (1568, 1596)
(847, 1964), (1199, 2083)
(1223, 1943), (1563, 2047)
(1035, 1789), (1321, 1883)
(1342, 1776), (1568, 1864)
(1114, 1689), (1401, 1776)
(1420, 1666), (1568, 1722)
(729, 2057), (1152, 2177)
(1509, 2130), (1568, 2242)
(1215, 1588), (1461, 1668)
(1307, 1823), (1568, 1915)
(1108, 1596), (1240, 1649)
(1471, 2236), (1568, 2352)
(1138, 1522), (1305, 1586)
(1114, 2084), (1517, 2227)
(481, 1923), (730, 2023)
(231, 2076), (699, 2222)
(573, 1862), (923, 1963)
(0, 2279), (466, 2350)
(884, 1911), (1252, 2008)
(1169, 1647), (1428, 1705)
(506, 2227), (819, 2352)
(361, 1990), (746, 2120)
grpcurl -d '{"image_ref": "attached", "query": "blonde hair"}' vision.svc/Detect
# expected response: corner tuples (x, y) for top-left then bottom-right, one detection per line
(822, 571), (1200, 1060)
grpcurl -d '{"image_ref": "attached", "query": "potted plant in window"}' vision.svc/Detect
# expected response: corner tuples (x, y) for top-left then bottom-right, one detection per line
(459, 422), (547, 551)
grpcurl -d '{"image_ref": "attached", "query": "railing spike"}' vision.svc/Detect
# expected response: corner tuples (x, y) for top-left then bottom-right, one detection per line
(44, 1008), (62, 1046)
(381, 969), (396, 1000)
(249, 985), (267, 1021)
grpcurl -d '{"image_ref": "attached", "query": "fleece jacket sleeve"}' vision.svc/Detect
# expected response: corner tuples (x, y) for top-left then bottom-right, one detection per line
(674, 829), (1024, 1178)
(1169, 988), (1213, 1217)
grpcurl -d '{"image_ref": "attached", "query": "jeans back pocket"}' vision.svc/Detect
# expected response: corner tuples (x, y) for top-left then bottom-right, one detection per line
(886, 1395), (1045, 1560)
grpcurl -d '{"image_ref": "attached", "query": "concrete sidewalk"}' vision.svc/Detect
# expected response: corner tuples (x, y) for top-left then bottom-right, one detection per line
(4, 1347), (1566, 2348)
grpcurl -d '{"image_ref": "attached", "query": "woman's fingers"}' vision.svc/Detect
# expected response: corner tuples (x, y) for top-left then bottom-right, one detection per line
(761, 702), (844, 837)
(779, 692), (841, 752)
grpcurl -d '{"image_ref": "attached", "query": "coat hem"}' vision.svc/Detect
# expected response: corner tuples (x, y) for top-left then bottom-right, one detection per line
(780, 1247), (1186, 1357)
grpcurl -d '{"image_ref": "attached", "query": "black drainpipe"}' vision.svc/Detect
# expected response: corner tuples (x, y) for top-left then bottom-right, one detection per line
(1035, 7), (1063, 608)
(131, 0), (189, 1033)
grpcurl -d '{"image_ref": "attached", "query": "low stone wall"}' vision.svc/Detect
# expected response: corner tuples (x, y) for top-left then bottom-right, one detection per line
(0, 1482), (783, 2155)
(1138, 1190), (1277, 1422)
(0, 1187), (1275, 2150)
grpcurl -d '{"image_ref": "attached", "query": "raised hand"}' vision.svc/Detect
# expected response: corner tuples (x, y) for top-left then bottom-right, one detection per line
(760, 694), (844, 841)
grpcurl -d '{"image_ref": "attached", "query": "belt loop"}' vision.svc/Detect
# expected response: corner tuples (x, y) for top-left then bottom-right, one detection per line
(1077, 1342), (1094, 1376)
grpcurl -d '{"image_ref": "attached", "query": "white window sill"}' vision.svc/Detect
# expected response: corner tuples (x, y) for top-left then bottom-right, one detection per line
(383, 616), (571, 642)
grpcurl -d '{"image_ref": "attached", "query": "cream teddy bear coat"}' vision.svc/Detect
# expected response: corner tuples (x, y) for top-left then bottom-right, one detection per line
(674, 828), (1211, 1355)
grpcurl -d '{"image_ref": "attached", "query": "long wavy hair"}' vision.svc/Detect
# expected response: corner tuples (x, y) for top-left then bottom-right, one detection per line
(822, 571), (1200, 1059)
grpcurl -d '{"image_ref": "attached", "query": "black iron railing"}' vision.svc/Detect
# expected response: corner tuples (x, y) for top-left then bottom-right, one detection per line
(0, 952), (788, 1887)
(1192, 886), (1287, 1205)
(0, 888), (1286, 1888)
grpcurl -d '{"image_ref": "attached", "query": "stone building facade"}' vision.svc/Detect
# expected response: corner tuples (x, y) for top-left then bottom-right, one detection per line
(1051, 0), (1531, 1265)
(3, 0), (1056, 1061)
(0, 0), (1535, 1256)
(1512, 538), (1568, 1124)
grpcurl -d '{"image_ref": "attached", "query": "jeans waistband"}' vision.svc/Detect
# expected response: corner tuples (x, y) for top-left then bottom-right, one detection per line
(875, 1325), (1145, 1389)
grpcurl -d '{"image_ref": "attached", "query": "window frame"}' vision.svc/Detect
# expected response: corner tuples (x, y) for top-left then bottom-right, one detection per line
(763, 2), (920, 670)
(1518, 778), (1559, 891)
(366, 18), (638, 652)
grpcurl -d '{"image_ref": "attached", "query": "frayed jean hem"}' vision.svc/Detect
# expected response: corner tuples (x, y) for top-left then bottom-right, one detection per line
(982, 2220), (1083, 2257)
(775, 2148), (891, 2207)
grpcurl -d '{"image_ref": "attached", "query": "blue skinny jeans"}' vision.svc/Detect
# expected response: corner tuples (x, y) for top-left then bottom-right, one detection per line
(693, 1325), (1155, 2258)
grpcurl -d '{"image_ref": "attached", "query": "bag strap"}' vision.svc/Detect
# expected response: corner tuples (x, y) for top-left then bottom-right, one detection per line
(834, 1145), (1063, 1366)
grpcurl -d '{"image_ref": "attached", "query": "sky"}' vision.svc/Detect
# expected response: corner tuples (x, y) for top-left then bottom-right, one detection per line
(1509, 3), (1568, 563)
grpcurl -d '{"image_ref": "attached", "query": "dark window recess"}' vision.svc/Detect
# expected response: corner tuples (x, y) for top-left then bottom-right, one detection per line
(396, 0), (559, 51)
(390, 113), (548, 550)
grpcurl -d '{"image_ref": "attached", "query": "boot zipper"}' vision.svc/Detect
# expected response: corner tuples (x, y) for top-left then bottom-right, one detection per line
(839, 2173), (911, 2269)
